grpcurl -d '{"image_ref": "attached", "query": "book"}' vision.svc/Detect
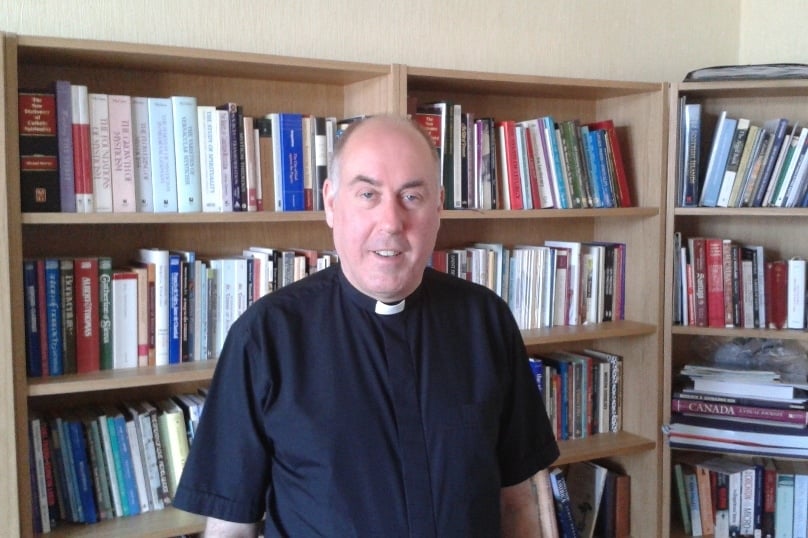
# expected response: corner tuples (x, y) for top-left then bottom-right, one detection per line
(171, 96), (203, 212)
(728, 123), (761, 207)
(146, 97), (178, 213)
(270, 112), (306, 211)
(672, 463), (692, 535)
(705, 237), (725, 328)
(18, 89), (60, 212)
(53, 80), (76, 212)
(59, 258), (76, 374)
(688, 237), (708, 326)
(70, 84), (93, 213)
(672, 397), (808, 427)
(716, 117), (751, 207)
(94, 406), (123, 517)
(136, 248), (170, 365)
(131, 96), (153, 212)
(139, 401), (171, 506)
(242, 115), (259, 211)
(669, 413), (808, 450)
(88, 93), (113, 212)
(254, 117), (274, 211)
(766, 259), (788, 330)
(535, 470), (560, 538)
(23, 260), (43, 377)
(565, 461), (607, 538)
(689, 376), (796, 400)
(558, 119), (588, 208)
(762, 122), (800, 206)
(550, 467), (580, 538)
(43, 258), (63, 376)
(156, 398), (190, 499)
(73, 257), (100, 373)
(787, 257), (806, 329)
(197, 105), (224, 212)
(112, 270), (139, 369)
(678, 101), (702, 206)
(107, 94), (137, 212)
(587, 119), (632, 207)
(699, 111), (737, 207)
(750, 118), (789, 207)
(119, 404), (150, 513)
(98, 256), (113, 370)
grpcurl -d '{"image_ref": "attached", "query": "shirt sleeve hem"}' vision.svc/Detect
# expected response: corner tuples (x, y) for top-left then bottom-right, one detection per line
(172, 485), (264, 524)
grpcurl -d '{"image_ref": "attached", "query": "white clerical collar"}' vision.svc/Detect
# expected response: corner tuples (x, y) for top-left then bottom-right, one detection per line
(375, 299), (405, 315)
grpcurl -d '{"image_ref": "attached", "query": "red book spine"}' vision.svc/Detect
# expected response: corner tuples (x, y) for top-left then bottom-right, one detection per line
(689, 238), (708, 326)
(705, 238), (725, 328)
(721, 240), (735, 327)
(767, 260), (788, 329)
(73, 257), (100, 372)
(523, 126), (542, 208)
(499, 121), (523, 210)
(70, 85), (93, 213)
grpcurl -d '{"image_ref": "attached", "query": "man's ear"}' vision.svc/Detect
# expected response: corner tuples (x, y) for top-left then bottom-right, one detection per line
(323, 178), (335, 228)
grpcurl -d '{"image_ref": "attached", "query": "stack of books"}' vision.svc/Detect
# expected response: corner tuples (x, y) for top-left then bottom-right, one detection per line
(668, 364), (808, 458)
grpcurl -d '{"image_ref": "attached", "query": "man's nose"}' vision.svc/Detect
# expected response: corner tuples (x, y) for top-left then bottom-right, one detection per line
(377, 196), (405, 233)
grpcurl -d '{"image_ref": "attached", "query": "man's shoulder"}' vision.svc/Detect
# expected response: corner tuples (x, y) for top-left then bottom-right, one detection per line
(246, 265), (339, 315)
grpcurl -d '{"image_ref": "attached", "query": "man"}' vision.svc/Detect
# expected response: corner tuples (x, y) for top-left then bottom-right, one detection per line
(173, 115), (559, 536)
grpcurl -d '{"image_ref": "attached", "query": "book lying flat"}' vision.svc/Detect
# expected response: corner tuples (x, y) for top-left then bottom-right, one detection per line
(668, 414), (808, 450)
(690, 377), (796, 400)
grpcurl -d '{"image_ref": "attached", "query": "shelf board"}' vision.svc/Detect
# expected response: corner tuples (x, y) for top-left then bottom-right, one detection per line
(671, 324), (808, 341)
(674, 207), (808, 217)
(27, 361), (217, 397)
(555, 431), (656, 466)
(522, 320), (656, 346)
(22, 206), (658, 225)
(42, 506), (204, 538)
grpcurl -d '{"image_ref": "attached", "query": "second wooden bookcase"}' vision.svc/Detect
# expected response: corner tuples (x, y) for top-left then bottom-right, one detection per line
(2, 34), (667, 536)
(663, 80), (808, 538)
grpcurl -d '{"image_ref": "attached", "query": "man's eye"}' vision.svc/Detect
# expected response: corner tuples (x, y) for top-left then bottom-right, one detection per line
(359, 191), (376, 200)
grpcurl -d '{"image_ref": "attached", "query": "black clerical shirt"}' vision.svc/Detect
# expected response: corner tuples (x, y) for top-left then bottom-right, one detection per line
(173, 265), (558, 537)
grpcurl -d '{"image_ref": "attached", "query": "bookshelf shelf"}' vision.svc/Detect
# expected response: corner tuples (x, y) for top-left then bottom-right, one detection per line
(1, 34), (666, 537)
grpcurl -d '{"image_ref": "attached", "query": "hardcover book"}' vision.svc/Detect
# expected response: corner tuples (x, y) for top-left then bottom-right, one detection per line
(53, 80), (76, 212)
(171, 96), (203, 212)
(70, 84), (94, 213)
(107, 94), (137, 212)
(88, 93), (113, 213)
(146, 97), (178, 213)
(19, 89), (60, 212)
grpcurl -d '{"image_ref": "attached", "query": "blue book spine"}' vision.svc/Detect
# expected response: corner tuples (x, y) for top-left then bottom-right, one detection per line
(113, 416), (141, 516)
(582, 130), (605, 208)
(700, 113), (737, 207)
(67, 419), (98, 523)
(57, 417), (82, 522)
(44, 259), (63, 376)
(279, 113), (306, 211)
(753, 119), (789, 207)
(168, 254), (181, 364)
(106, 416), (131, 516)
(594, 130), (616, 207)
(23, 260), (43, 377)
(544, 117), (569, 209)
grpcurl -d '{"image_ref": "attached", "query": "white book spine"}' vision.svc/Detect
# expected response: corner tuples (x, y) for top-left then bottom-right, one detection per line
(218, 109), (234, 211)
(89, 93), (113, 212)
(107, 94), (137, 212)
(171, 96), (202, 212)
(131, 97), (154, 212)
(124, 419), (150, 513)
(197, 106), (223, 212)
(146, 98), (178, 213)
(787, 257), (807, 329)
(112, 272), (139, 369)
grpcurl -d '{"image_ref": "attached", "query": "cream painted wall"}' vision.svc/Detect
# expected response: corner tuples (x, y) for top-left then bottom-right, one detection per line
(739, 0), (808, 65)
(3, 0), (740, 82)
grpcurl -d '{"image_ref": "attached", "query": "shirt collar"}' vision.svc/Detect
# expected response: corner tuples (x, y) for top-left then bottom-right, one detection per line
(337, 265), (423, 316)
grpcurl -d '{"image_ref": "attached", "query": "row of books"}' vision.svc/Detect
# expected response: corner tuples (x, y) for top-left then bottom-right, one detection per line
(540, 462), (630, 538)
(530, 348), (623, 442)
(667, 363), (808, 459)
(414, 100), (633, 211)
(673, 455), (808, 538)
(28, 393), (204, 533)
(432, 240), (626, 330)
(678, 99), (808, 208)
(672, 233), (808, 330)
(18, 80), (350, 214)
(23, 246), (337, 377)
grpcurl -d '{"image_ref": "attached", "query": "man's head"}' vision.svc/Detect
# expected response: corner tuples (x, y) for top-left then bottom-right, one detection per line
(323, 115), (443, 303)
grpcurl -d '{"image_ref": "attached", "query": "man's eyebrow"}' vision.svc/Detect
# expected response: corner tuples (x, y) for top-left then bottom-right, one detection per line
(347, 175), (429, 191)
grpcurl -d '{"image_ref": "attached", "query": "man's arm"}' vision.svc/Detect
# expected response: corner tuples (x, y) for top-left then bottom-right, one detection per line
(500, 469), (552, 538)
(203, 517), (260, 537)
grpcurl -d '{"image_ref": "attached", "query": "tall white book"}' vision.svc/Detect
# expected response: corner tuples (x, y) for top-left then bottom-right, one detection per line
(197, 105), (223, 212)
(88, 92), (113, 212)
(131, 96), (154, 212)
(146, 97), (178, 213)
(171, 96), (202, 212)
(111, 270), (139, 369)
(218, 109), (234, 212)
(787, 257), (807, 329)
(107, 94), (137, 212)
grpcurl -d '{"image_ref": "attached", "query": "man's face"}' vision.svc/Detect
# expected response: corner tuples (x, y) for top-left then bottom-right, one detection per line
(323, 120), (443, 303)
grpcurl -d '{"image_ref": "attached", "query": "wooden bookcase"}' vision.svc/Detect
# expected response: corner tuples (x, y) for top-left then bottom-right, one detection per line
(662, 80), (808, 538)
(1, 33), (667, 536)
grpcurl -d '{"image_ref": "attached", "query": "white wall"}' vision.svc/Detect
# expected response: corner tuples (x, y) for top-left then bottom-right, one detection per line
(739, 0), (808, 65)
(3, 0), (740, 82)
